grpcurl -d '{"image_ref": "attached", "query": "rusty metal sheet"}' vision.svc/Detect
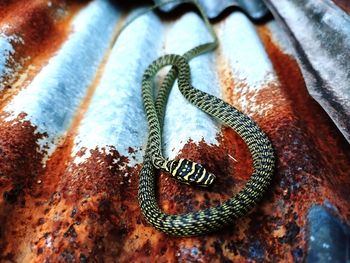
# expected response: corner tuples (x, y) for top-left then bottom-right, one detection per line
(0, 0), (349, 262)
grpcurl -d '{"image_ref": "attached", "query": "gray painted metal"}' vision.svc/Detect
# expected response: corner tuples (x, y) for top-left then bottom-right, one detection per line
(154, 0), (269, 19)
(263, 0), (350, 143)
(307, 204), (350, 263)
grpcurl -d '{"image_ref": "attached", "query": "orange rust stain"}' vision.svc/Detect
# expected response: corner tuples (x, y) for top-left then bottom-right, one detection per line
(332, 0), (350, 14)
(0, 113), (47, 261)
(258, 25), (350, 219)
(0, 0), (26, 20)
(158, 128), (253, 216)
(0, 113), (46, 185)
(0, 0), (88, 109)
(0, 15), (125, 260)
(215, 39), (292, 129)
(18, 147), (145, 262)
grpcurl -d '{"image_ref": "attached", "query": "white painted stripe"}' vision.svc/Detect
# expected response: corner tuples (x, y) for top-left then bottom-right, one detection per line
(0, 33), (23, 92)
(162, 12), (221, 159)
(219, 12), (275, 88)
(3, 0), (120, 161)
(72, 11), (164, 165)
(218, 12), (279, 116)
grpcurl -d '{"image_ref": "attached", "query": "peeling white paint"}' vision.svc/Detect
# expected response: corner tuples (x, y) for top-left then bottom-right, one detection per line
(0, 34), (15, 79)
(219, 12), (275, 88)
(162, 12), (221, 159)
(71, 11), (164, 165)
(72, 11), (285, 166)
(3, 0), (120, 162)
(218, 12), (278, 116)
(0, 33), (24, 92)
(72, 11), (224, 165)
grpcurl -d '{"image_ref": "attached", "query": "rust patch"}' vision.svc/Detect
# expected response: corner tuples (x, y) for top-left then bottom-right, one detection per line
(1, 145), (159, 262)
(332, 0), (350, 14)
(158, 128), (253, 215)
(19, 143), (250, 262)
(0, 17), (131, 260)
(0, 0), (24, 20)
(0, 113), (46, 185)
(0, 112), (46, 260)
(0, 0), (88, 109)
(258, 25), (350, 217)
(30, 147), (141, 262)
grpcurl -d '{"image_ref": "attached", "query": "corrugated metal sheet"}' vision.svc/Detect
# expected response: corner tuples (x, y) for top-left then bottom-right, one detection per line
(0, 0), (349, 262)
(264, 0), (350, 143)
(155, 0), (269, 19)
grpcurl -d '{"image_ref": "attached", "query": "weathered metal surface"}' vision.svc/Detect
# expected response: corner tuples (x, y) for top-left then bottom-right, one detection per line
(332, 0), (350, 14)
(0, 0), (349, 262)
(154, 0), (269, 19)
(307, 205), (350, 263)
(263, 0), (350, 143)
